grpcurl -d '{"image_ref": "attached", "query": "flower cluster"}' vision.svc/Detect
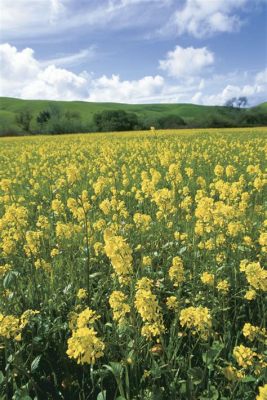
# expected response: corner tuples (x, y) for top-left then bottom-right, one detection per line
(104, 229), (133, 284)
(109, 290), (130, 325)
(240, 260), (267, 292)
(135, 278), (165, 340)
(169, 256), (184, 287)
(67, 307), (105, 365)
(179, 306), (212, 339)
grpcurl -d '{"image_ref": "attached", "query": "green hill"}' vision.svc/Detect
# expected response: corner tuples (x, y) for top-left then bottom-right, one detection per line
(0, 97), (266, 136)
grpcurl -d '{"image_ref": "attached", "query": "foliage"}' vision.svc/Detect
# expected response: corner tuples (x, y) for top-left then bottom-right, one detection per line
(36, 110), (51, 125)
(0, 127), (266, 399)
(157, 114), (186, 129)
(35, 105), (87, 134)
(1, 97), (267, 136)
(225, 97), (248, 108)
(93, 110), (139, 132)
(15, 110), (33, 133)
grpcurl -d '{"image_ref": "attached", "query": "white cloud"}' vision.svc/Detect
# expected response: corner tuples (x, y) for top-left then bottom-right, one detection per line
(191, 91), (203, 104)
(88, 74), (165, 103)
(255, 68), (267, 85)
(41, 48), (96, 67)
(196, 69), (267, 106)
(49, 0), (66, 23)
(159, 46), (214, 79)
(0, 1), (67, 39)
(0, 0), (172, 40)
(0, 43), (165, 103)
(0, 43), (265, 106)
(0, 43), (88, 100)
(162, 0), (249, 38)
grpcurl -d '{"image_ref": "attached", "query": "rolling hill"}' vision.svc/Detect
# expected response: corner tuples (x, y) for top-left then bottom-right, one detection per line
(0, 97), (266, 135)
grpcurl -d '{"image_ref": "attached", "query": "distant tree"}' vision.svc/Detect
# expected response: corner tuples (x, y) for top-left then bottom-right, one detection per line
(225, 97), (248, 108)
(237, 97), (248, 108)
(157, 114), (186, 129)
(36, 110), (51, 125)
(15, 110), (33, 133)
(93, 110), (139, 132)
(48, 103), (62, 118)
(241, 111), (267, 126)
(65, 110), (80, 120)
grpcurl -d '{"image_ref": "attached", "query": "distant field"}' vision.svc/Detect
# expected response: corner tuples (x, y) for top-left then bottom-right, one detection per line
(0, 96), (266, 135)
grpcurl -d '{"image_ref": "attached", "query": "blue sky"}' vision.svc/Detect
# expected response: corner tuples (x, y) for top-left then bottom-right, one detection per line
(0, 0), (266, 105)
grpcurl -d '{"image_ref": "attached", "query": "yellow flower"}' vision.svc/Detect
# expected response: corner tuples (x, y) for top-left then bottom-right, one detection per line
(76, 308), (100, 329)
(242, 323), (266, 343)
(66, 165), (80, 184)
(0, 264), (12, 276)
(77, 288), (87, 300)
(180, 306), (212, 339)
(50, 248), (59, 257)
(166, 296), (179, 311)
(109, 290), (130, 325)
(135, 278), (165, 340)
(233, 345), (255, 368)
(256, 384), (267, 400)
(169, 256), (184, 287)
(67, 327), (105, 365)
(66, 306), (104, 365)
(104, 229), (133, 283)
(0, 314), (21, 340)
(240, 260), (267, 291)
(216, 279), (229, 293)
(201, 272), (214, 286)
(142, 256), (152, 267)
(232, 344), (266, 373)
(51, 199), (64, 215)
(244, 288), (256, 301)
(133, 213), (151, 231)
(223, 365), (244, 381)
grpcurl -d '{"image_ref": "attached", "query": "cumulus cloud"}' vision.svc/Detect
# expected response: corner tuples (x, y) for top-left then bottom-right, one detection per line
(195, 69), (267, 106)
(255, 68), (267, 85)
(0, 43), (265, 106)
(0, 43), (88, 100)
(0, 43), (165, 103)
(162, 0), (249, 38)
(159, 46), (214, 79)
(88, 74), (164, 103)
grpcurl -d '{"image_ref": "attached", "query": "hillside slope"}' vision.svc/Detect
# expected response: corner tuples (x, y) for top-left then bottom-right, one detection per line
(0, 97), (266, 135)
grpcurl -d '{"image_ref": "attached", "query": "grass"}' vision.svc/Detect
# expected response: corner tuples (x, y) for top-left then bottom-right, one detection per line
(0, 96), (266, 135)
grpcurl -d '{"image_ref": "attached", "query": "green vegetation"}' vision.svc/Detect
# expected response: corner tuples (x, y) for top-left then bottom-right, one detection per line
(0, 97), (266, 136)
(93, 110), (140, 132)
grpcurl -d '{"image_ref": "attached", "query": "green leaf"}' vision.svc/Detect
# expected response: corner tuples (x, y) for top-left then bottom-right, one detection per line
(199, 385), (219, 400)
(241, 375), (256, 383)
(97, 391), (106, 400)
(0, 371), (4, 384)
(188, 367), (204, 385)
(202, 341), (224, 369)
(89, 272), (103, 279)
(3, 271), (18, 289)
(105, 362), (124, 379)
(31, 355), (42, 372)
(178, 246), (187, 255)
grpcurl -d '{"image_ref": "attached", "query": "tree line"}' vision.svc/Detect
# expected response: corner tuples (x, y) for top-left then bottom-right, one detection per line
(1, 101), (267, 136)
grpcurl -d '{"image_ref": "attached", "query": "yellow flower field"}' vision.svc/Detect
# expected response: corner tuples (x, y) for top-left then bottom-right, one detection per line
(0, 127), (266, 399)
